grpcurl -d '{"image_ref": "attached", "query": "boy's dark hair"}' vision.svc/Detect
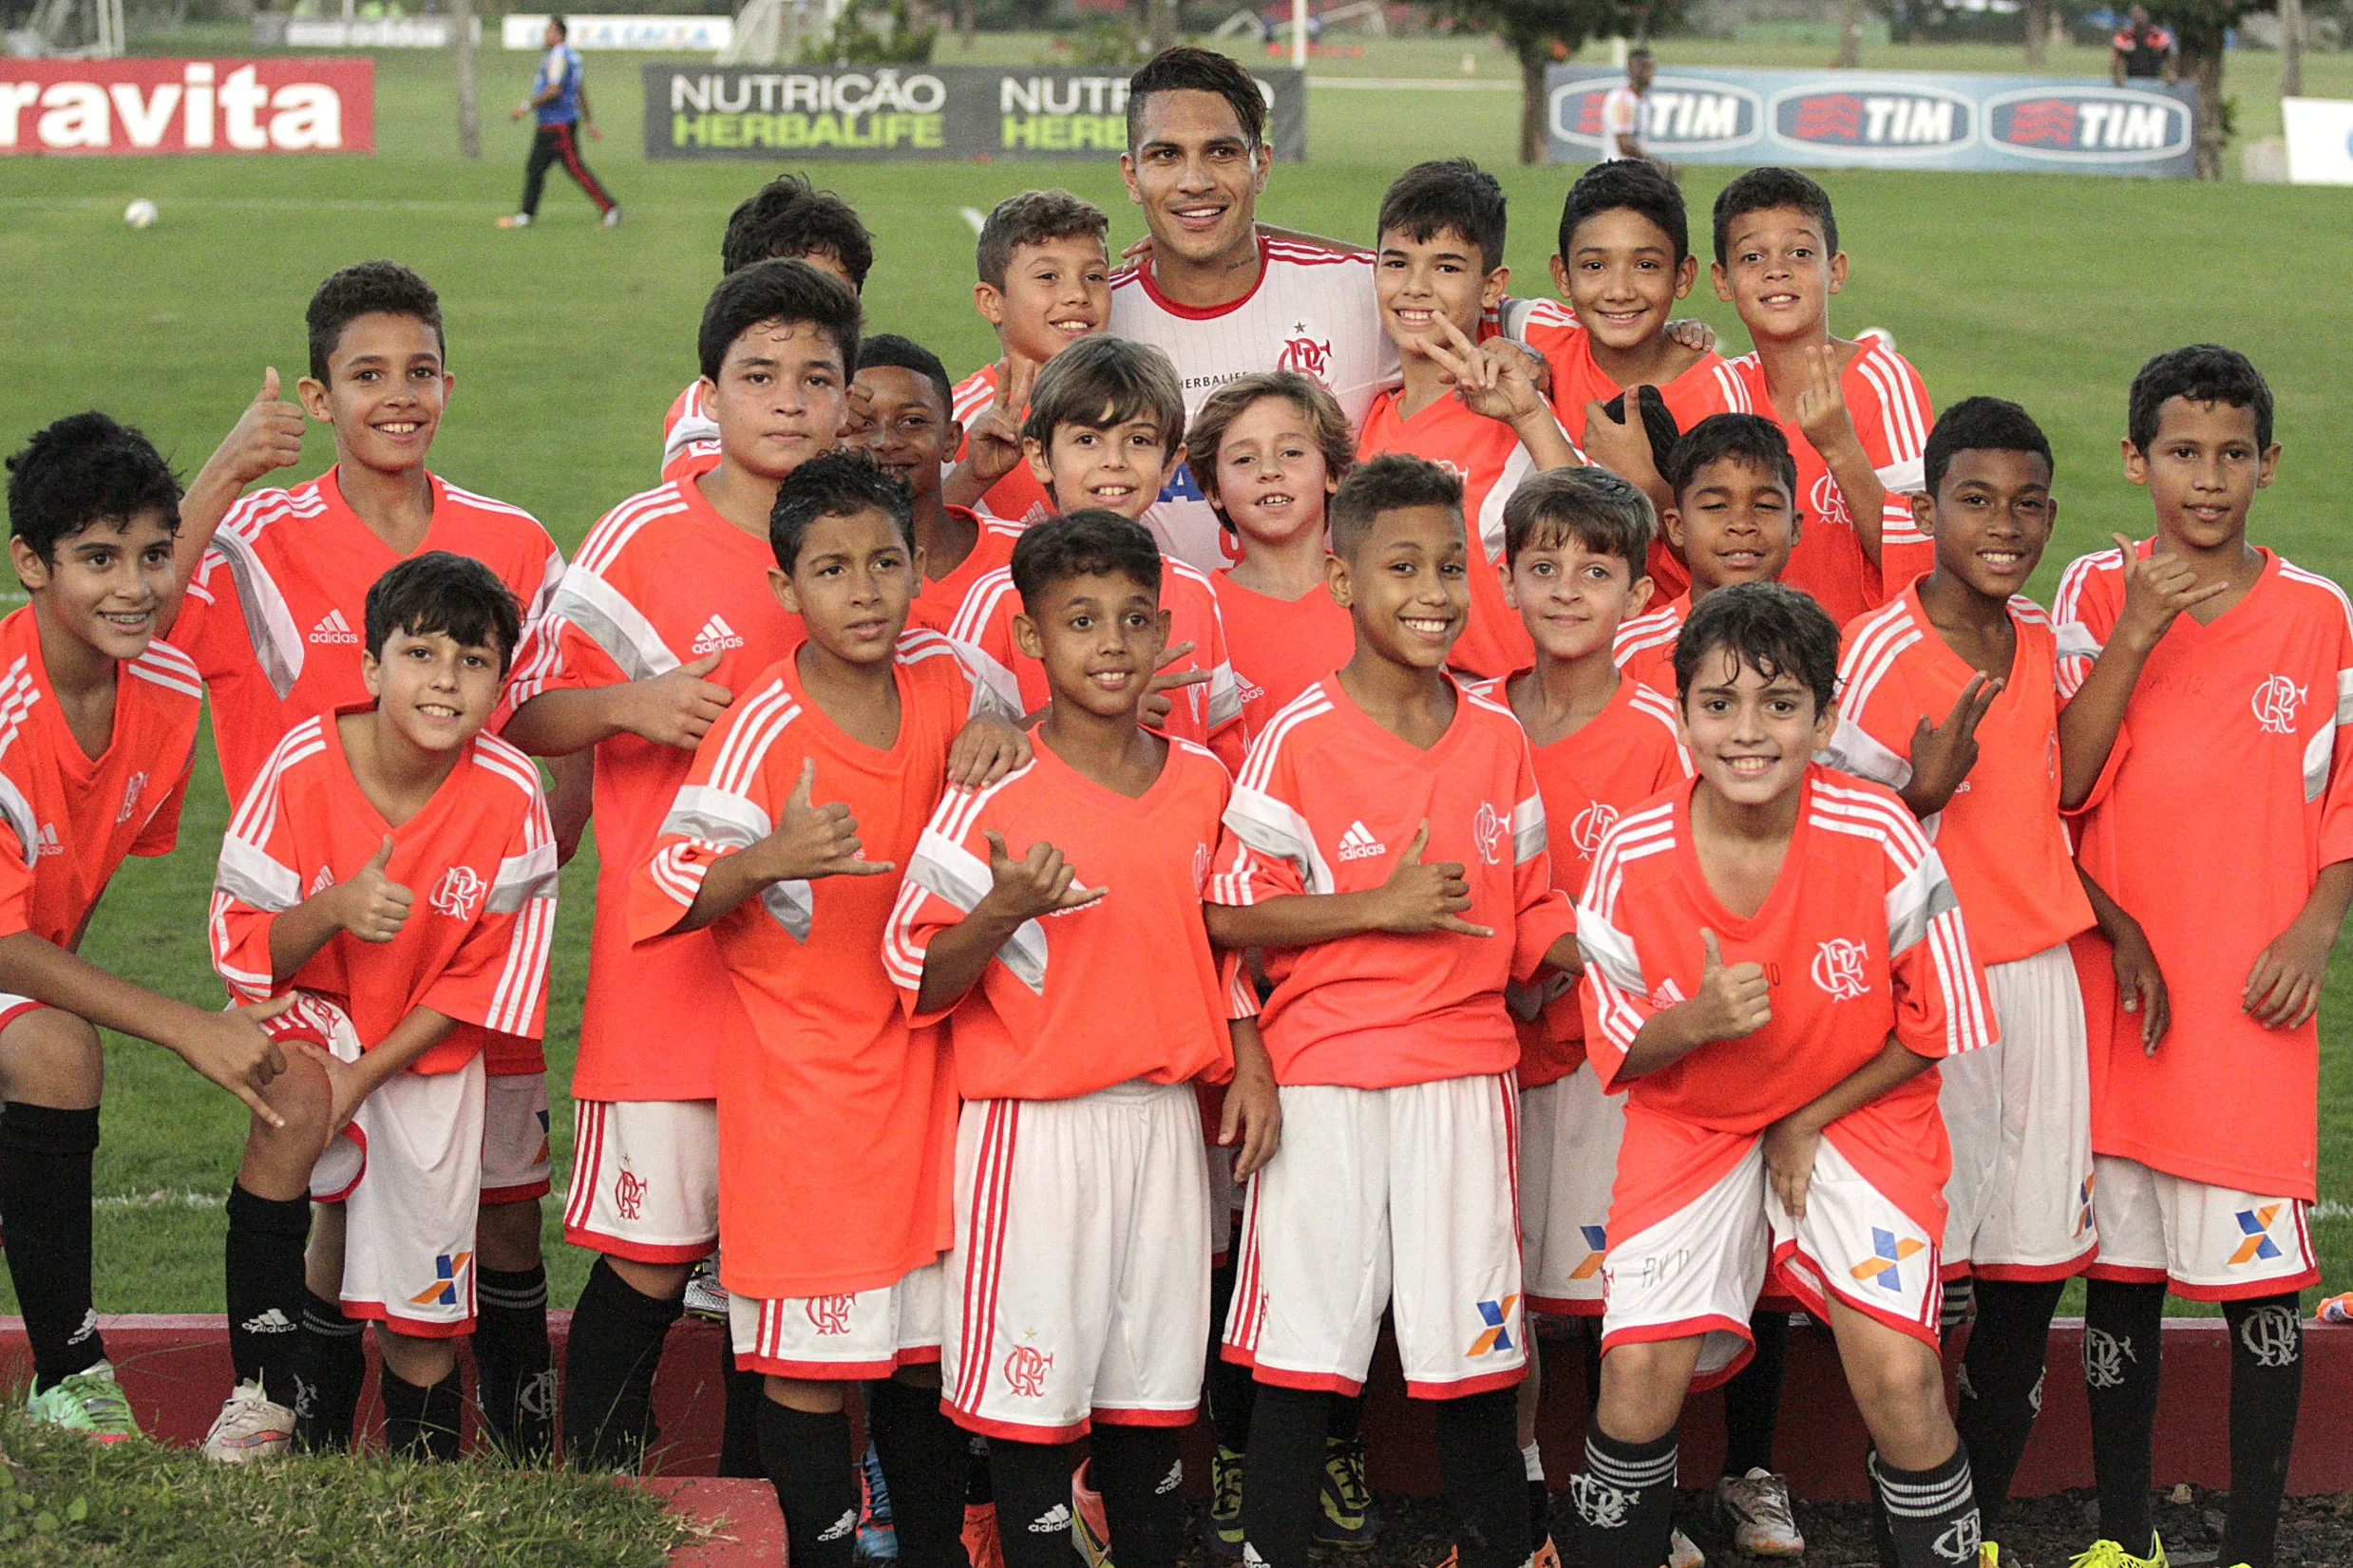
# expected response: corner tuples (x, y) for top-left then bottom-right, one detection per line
(1329, 452), (1463, 562)
(1673, 580), (1838, 714)
(769, 448), (914, 574)
(1925, 396), (2054, 499)
(1559, 158), (1689, 268)
(1010, 508), (1163, 615)
(720, 172), (874, 287)
(307, 260), (444, 384)
(698, 258), (863, 385)
(1627, 44), (1653, 59)
(548, 14), (567, 37)
(364, 551), (522, 672)
(2126, 343), (2273, 453)
(1504, 466), (1654, 572)
(1710, 165), (1838, 269)
(1187, 370), (1355, 532)
(1021, 335), (1185, 455)
(7, 411), (182, 564)
(1377, 158), (1508, 276)
(977, 189), (1110, 290)
(1128, 46), (1264, 151)
(856, 333), (954, 415)
(1664, 413), (1799, 507)
(1600, 384), (1682, 479)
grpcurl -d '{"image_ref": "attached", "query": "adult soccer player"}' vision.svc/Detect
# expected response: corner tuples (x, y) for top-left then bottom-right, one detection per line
(499, 15), (619, 230)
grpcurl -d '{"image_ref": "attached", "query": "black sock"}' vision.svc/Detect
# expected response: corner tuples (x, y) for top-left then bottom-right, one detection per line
(1328, 1389), (1362, 1441)
(1524, 1439), (1549, 1540)
(1941, 1274), (1976, 1339)
(1206, 1249), (1256, 1453)
(2083, 1277), (2164, 1555)
(223, 1182), (310, 1400)
(0, 1102), (104, 1389)
(1433, 1388), (1530, 1568)
(1721, 1306), (1788, 1476)
(721, 1356), (767, 1478)
(298, 1287), (366, 1451)
(1956, 1276), (2065, 1525)
(966, 1432), (996, 1506)
(472, 1263), (554, 1460)
(1570, 1427), (1679, 1568)
(2220, 1293), (2303, 1568)
(755, 1397), (859, 1568)
(382, 1367), (465, 1462)
(1869, 1445), (1980, 1568)
(560, 1256), (682, 1470)
(1092, 1425), (1185, 1568)
(870, 1378), (971, 1568)
(1237, 1383), (1329, 1568)
(986, 1436), (1084, 1568)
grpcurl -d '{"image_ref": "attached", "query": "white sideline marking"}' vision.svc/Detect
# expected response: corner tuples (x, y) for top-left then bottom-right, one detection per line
(958, 206), (986, 235)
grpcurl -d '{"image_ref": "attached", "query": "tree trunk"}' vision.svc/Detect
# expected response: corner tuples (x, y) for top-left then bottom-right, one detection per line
(957, 0), (974, 50)
(2280, 0), (2305, 97)
(2182, 32), (2226, 179)
(452, 0), (479, 159)
(1835, 0), (1861, 66)
(1146, 0), (1177, 55)
(1517, 38), (1548, 165)
(2023, 0), (2049, 66)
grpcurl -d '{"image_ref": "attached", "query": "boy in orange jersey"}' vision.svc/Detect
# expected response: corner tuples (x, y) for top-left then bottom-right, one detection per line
(946, 337), (1241, 752)
(945, 189), (1112, 527)
(166, 260), (572, 1457)
(1569, 583), (1992, 1568)
(205, 553), (557, 1464)
(629, 452), (1025, 1568)
(2053, 346), (2349, 1568)
(850, 334), (1025, 637)
(1355, 160), (1580, 683)
(499, 258), (861, 1471)
(1205, 454), (1581, 1568)
(1711, 168), (1933, 627)
(0, 413), (288, 1443)
(887, 510), (1279, 1568)
(1613, 414), (1800, 695)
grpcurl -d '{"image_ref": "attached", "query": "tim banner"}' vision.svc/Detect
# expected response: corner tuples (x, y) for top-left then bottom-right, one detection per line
(0, 58), (373, 155)
(2282, 97), (2353, 184)
(644, 64), (1305, 161)
(1546, 66), (2196, 178)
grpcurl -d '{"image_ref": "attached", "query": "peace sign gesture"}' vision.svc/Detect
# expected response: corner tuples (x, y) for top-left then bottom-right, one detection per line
(1904, 671), (2004, 816)
(962, 354), (1038, 489)
(1422, 316), (1546, 425)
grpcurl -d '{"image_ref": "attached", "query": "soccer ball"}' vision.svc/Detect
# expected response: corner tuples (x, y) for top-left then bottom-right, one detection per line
(123, 198), (158, 230)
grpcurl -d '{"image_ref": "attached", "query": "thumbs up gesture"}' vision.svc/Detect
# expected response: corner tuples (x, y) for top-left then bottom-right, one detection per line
(335, 836), (413, 943)
(1371, 821), (1494, 938)
(215, 367), (305, 487)
(1687, 928), (1772, 1042)
(754, 759), (898, 883)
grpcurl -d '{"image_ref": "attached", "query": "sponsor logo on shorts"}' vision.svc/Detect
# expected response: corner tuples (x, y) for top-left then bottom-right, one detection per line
(615, 1164), (648, 1221)
(1849, 1227), (1926, 1292)
(409, 1250), (473, 1308)
(2230, 1203), (2289, 1265)
(2074, 1172), (2095, 1237)
(806, 1294), (855, 1335)
(429, 864), (486, 920)
(534, 1107), (552, 1165)
(1467, 1294), (1519, 1356)
(1570, 1224), (1608, 1281)
(1337, 820), (1385, 862)
(1472, 801), (1505, 866)
(2250, 674), (2306, 735)
(1003, 1340), (1053, 1397)
(1811, 936), (1870, 1002)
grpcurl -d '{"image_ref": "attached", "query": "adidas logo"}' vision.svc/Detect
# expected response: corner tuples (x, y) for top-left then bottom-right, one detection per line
(1237, 673), (1264, 705)
(240, 1309), (298, 1335)
(67, 1308), (98, 1345)
(691, 614), (745, 655)
(1027, 1503), (1072, 1534)
(310, 608), (358, 646)
(1157, 1460), (1184, 1495)
(817, 1509), (859, 1542)
(34, 823), (61, 859)
(1337, 821), (1385, 862)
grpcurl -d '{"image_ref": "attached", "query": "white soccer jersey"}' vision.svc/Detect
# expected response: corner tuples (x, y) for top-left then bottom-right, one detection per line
(1601, 86), (1644, 159)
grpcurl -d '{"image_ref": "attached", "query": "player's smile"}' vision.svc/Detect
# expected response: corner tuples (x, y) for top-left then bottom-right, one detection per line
(1122, 87), (1269, 271)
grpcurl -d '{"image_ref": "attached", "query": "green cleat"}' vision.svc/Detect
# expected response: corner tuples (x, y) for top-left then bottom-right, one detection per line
(26, 1360), (142, 1443)
(2066, 1535), (2169, 1568)
(1201, 1445), (1244, 1558)
(1313, 1434), (1377, 1548)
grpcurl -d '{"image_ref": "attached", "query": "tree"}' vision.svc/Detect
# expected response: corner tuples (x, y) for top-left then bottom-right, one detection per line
(451, 0), (480, 160)
(1435, 0), (1681, 163)
(2158, 0), (2265, 177)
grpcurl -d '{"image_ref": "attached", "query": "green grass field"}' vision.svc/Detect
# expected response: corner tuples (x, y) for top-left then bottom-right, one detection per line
(2, 28), (2351, 1321)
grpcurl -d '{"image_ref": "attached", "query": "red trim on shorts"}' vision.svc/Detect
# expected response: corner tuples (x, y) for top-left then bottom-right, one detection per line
(1525, 1294), (1605, 1317)
(1598, 1313), (1755, 1392)
(560, 1222), (713, 1264)
(1239, 1364), (1365, 1397)
(1091, 1404), (1198, 1427)
(312, 1127), (366, 1204)
(0, 999), (47, 1032)
(898, 1344), (942, 1366)
(563, 1100), (605, 1236)
(2084, 1262), (2171, 1284)
(738, 1351), (903, 1379)
(2169, 1265), (2322, 1303)
(954, 1101), (1021, 1416)
(481, 1180), (551, 1205)
(944, 1402), (1091, 1445)
(1405, 1365), (1526, 1401)
(341, 1298), (473, 1338)
(1970, 1246), (2097, 1284)
(1773, 1239), (1941, 1352)
(1940, 1258), (1973, 1282)
(1224, 1181), (1266, 1359)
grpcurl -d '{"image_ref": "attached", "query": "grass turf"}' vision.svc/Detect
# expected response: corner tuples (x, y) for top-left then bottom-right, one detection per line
(0, 29), (2348, 1322)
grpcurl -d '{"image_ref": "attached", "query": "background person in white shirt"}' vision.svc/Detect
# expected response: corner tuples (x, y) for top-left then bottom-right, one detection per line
(1600, 47), (1656, 165)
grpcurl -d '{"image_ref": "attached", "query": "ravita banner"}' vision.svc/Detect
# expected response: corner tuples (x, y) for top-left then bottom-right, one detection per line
(0, 58), (373, 155)
(1545, 66), (2196, 178)
(643, 64), (1306, 161)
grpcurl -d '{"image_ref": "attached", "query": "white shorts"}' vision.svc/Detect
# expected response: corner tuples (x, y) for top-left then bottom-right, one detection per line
(1224, 1073), (1525, 1400)
(0, 991), (46, 1033)
(942, 1080), (1211, 1443)
(2087, 1155), (2319, 1302)
(1940, 944), (2096, 1281)
(562, 1098), (719, 1264)
(1603, 1136), (1942, 1389)
(730, 1260), (945, 1379)
(1520, 1065), (1623, 1318)
(482, 1069), (552, 1204)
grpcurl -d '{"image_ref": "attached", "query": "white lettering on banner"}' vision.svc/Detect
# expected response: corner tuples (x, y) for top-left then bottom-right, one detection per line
(998, 76), (1130, 115)
(1649, 90), (1740, 141)
(0, 59), (369, 153)
(670, 70), (946, 117)
(504, 12), (733, 50)
(1862, 96), (1954, 142)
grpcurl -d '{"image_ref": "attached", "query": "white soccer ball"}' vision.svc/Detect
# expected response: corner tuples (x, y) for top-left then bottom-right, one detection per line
(123, 198), (158, 230)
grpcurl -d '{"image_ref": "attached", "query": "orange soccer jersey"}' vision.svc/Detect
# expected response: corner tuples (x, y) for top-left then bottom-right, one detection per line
(2057, 544), (2353, 1201)
(499, 480), (805, 1103)
(885, 735), (1238, 1102)
(210, 711), (557, 1075)
(1209, 571), (1355, 773)
(1612, 593), (1689, 696)
(906, 510), (1023, 636)
(944, 557), (1243, 749)
(1829, 584), (2093, 965)
(0, 610), (199, 948)
(1208, 676), (1577, 1088)
(628, 633), (997, 1298)
(1465, 672), (1688, 1086)
(1576, 767), (1995, 1241)
(950, 363), (1054, 525)
(660, 380), (721, 484)
(1727, 340), (1933, 629)
(1356, 389), (1572, 683)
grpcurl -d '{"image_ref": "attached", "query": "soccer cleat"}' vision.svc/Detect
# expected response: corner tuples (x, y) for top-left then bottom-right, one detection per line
(26, 1361), (141, 1443)
(1530, 1536), (1562, 1568)
(2065, 1538), (2170, 1568)
(1313, 1434), (1377, 1547)
(1716, 1467), (1803, 1557)
(962, 1502), (1006, 1568)
(599, 206), (623, 228)
(1202, 1445), (1244, 1557)
(1667, 1526), (1705, 1568)
(1072, 1460), (1112, 1568)
(495, 213), (532, 230)
(683, 1254), (728, 1321)
(857, 1438), (900, 1560)
(201, 1379), (294, 1463)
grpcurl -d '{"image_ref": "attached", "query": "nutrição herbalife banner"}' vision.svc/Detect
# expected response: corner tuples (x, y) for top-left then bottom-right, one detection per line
(1546, 66), (2197, 178)
(644, 64), (1306, 161)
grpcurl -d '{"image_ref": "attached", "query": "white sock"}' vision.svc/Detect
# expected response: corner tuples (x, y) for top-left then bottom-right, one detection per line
(1521, 1439), (1544, 1482)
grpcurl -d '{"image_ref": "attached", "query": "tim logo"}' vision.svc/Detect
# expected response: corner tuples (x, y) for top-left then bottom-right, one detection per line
(1775, 86), (1971, 148)
(1809, 471), (1850, 532)
(1849, 1227), (1926, 1292)
(429, 864), (485, 920)
(614, 1165), (647, 1221)
(1811, 937), (1869, 1001)
(1003, 1342), (1053, 1398)
(2250, 674), (2306, 735)
(1548, 75), (1762, 152)
(408, 1250), (473, 1308)
(115, 771), (148, 824)
(805, 1295), (855, 1335)
(1985, 88), (2192, 161)
(1569, 802), (1618, 857)
(1277, 326), (1332, 380)
(1472, 801), (1505, 865)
